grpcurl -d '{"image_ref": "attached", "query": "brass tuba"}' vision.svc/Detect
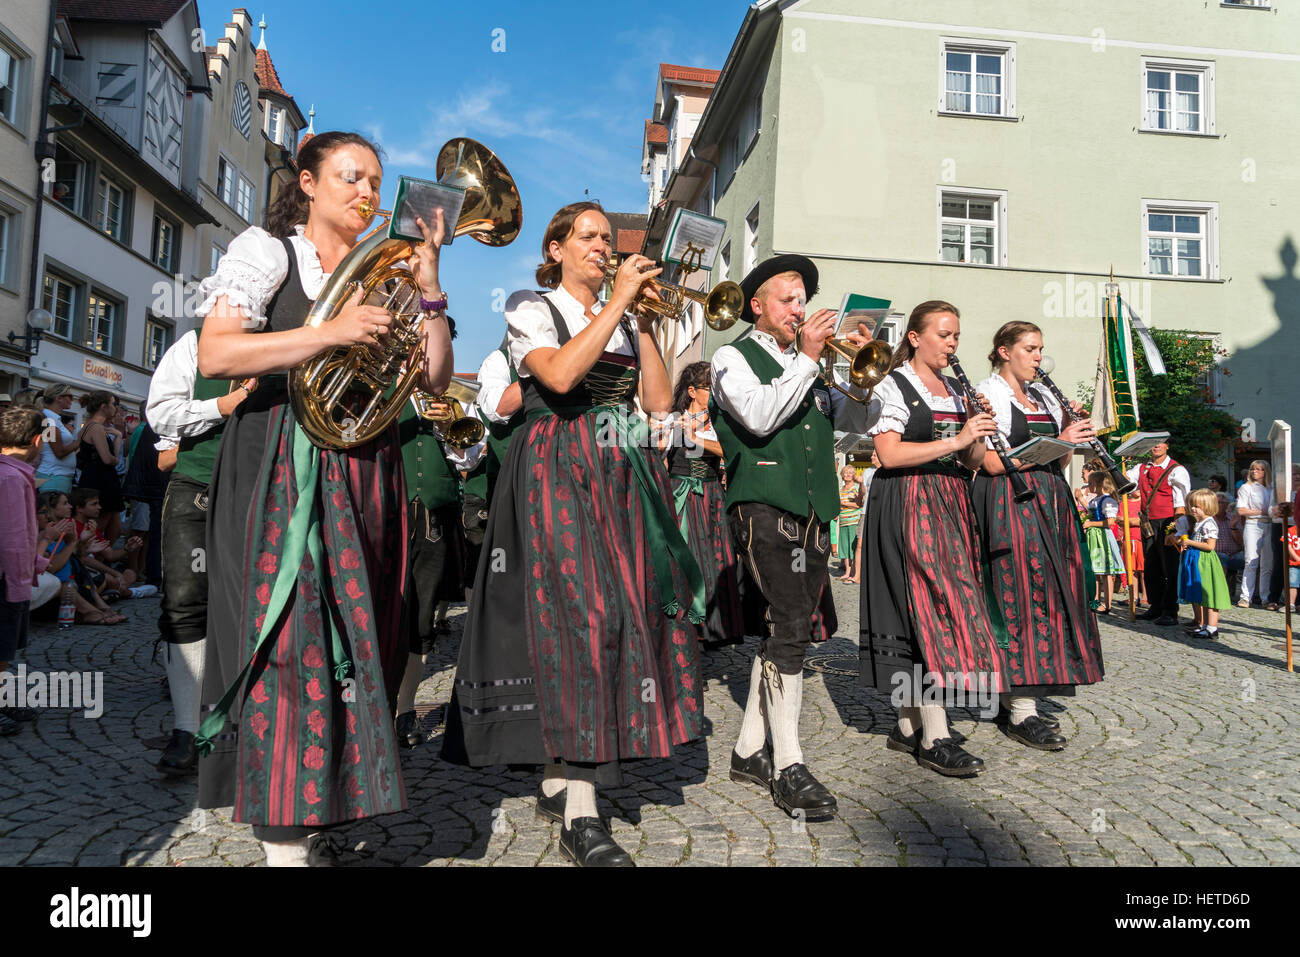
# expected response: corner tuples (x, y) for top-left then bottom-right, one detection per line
(289, 138), (522, 449)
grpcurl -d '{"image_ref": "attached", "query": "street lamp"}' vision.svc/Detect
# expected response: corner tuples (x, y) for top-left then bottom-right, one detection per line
(9, 307), (53, 356)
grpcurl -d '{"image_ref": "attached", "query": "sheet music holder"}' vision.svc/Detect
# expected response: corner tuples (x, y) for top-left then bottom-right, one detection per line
(1006, 435), (1077, 465)
(1112, 431), (1172, 458)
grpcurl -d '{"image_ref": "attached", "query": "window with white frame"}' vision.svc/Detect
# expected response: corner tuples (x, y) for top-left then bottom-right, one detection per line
(0, 42), (20, 125)
(744, 204), (759, 275)
(41, 271), (77, 339)
(84, 292), (118, 354)
(95, 172), (129, 241)
(940, 39), (1016, 118)
(145, 318), (172, 369)
(210, 242), (225, 277)
(51, 142), (86, 216)
(0, 211), (8, 285)
(1142, 201), (1218, 279)
(719, 242), (730, 283)
(267, 106), (282, 145)
(939, 190), (1006, 266)
(151, 213), (178, 272)
(235, 174), (254, 221)
(218, 157), (255, 222)
(1142, 59), (1214, 134)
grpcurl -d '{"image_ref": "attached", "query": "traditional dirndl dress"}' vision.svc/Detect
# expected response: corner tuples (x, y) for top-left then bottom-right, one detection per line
(1178, 518), (1231, 609)
(442, 291), (705, 782)
(195, 230), (409, 827)
(859, 366), (1008, 695)
(1085, 495), (1126, 575)
(668, 442), (744, 648)
(969, 376), (1103, 697)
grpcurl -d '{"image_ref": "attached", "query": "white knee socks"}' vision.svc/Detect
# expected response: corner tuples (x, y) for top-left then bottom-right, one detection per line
(733, 655), (767, 759)
(897, 705), (921, 739)
(918, 705), (950, 749)
(262, 837), (309, 866)
(1003, 694), (1037, 726)
(764, 660), (804, 773)
(541, 763), (566, 798)
(165, 639), (206, 734)
(395, 652), (427, 716)
(563, 780), (597, 827)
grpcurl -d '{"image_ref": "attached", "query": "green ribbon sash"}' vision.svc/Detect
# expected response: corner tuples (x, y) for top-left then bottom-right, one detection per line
(671, 474), (705, 537)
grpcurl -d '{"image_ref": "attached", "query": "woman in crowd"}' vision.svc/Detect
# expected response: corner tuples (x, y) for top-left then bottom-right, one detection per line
(666, 360), (743, 649)
(193, 130), (453, 866)
(835, 465), (863, 582)
(444, 201), (705, 866)
(859, 301), (1005, 776)
(1235, 460), (1273, 608)
(76, 391), (124, 545)
(971, 321), (1103, 751)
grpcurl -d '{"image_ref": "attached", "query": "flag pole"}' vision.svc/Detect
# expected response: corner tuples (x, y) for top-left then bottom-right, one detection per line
(1121, 466), (1137, 621)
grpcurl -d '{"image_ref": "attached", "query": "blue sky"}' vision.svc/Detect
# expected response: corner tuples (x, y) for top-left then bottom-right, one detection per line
(197, 0), (751, 368)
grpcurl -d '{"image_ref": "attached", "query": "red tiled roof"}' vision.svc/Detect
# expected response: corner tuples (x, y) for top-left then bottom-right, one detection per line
(298, 132), (314, 151)
(58, 0), (190, 24)
(644, 119), (668, 145)
(254, 47), (288, 97)
(659, 62), (720, 85)
(616, 229), (645, 254)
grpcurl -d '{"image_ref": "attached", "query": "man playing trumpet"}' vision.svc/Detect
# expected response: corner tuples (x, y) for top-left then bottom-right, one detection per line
(710, 254), (872, 820)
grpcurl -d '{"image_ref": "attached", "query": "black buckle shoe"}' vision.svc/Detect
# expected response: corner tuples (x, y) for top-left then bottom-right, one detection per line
(916, 737), (985, 777)
(885, 724), (967, 755)
(536, 787), (565, 824)
(1003, 714), (1067, 751)
(1, 707), (36, 722)
(729, 744), (774, 791)
(395, 711), (422, 749)
(772, 763), (837, 820)
(1038, 711), (1061, 731)
(157, 729), (197, 776)
(559, 817), (635, 867)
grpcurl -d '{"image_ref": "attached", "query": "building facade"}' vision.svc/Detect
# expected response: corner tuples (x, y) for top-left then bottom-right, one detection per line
(647, 0), (1299, 475)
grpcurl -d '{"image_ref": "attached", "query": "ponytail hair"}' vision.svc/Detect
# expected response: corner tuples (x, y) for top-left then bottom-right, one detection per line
(988, 320), (1042, 368)
(536, 201), (605, 289)
(890, 300), (960, 370)
(263, 131), (384, 239)
(671, 361), (712, 414)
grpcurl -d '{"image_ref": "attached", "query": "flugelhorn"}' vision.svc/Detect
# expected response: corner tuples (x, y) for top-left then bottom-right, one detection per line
(411, 375), (484, 450)
(289, 138), (522, 449)
(1035, 355), (1135, 495)
(793, 323), (893, 404)
(601, 256), (742, 332)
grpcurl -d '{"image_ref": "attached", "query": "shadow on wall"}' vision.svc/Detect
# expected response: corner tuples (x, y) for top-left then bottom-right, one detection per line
(1237, 236), (1300, 434)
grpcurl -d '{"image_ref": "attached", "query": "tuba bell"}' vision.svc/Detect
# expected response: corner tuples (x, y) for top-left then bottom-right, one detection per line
(410, 375), (485, 450)
(289, 138), (522, 449)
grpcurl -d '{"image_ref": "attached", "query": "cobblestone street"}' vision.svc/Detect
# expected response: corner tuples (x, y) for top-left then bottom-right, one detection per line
(2, 579), (1297, 867)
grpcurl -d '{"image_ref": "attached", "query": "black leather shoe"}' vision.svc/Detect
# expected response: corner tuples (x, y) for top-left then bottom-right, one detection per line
(559, 817), (635, 867)
(1154, 615), (1178, 627)
(772, 763), (837, 820)
(157, 729), (197, 776)
(729, 745), (774, 791)
(1038, 712), (1061, 731)
(885, 724), (966, 755)
(1136, 609), (1161, 621)
(916, 737), (985, 777)
(1003, 714), (1067, 751)
(536, 787), (565, 824)
(1, 707), (36, 722)
(394, 711), (422, 749)
(995, 709), (1059, 731)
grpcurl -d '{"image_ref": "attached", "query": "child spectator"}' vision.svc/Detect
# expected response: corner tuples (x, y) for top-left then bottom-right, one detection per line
(1177, 488), (1231, 638)
(70, 487), (142, 597)
(1082, 471), (1125, 613)
(1287, 520), (1300, 613)
(0, 407), (52, 735)
(37, 491), (122, 624)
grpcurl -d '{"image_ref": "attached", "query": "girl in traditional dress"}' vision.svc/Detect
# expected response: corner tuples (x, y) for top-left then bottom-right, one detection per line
(193, 131), (453, 866)
(1082, 471), (1126, 612)
(859, 301), (1005, 777)
(971, 321), (1104, 751)
(835, 466), (863, 582)
(1177, 489), (1231, 638)
(442, 202), (705, 867)
(667, 361), (743, 649)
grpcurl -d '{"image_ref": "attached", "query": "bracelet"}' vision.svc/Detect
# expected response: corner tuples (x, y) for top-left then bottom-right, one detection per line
(420, 293), (448, 313)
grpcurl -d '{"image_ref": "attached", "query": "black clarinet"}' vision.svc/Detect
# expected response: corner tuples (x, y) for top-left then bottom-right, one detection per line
(1033, 368), (1136, 496)
(948, 355), (1034, 503)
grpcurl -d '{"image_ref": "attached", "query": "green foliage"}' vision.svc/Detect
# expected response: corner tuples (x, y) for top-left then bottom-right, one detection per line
(1131, 330), (1238, 469)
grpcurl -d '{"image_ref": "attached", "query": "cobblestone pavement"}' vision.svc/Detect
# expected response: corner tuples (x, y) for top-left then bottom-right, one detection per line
(2, 581), (1297, 867)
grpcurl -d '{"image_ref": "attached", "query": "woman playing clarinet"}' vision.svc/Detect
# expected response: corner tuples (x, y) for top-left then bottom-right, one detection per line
(859, 301), (1006, 777)
(442, 202), (705, 866)
(971, 321), (1105, 750)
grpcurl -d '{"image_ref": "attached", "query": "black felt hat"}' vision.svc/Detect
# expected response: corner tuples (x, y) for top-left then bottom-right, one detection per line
(739, 254), (819, 322)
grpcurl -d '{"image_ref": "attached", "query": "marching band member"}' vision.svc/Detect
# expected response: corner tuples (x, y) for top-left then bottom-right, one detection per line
(710, 255), (870, 819)
(393, 380), (481, 750)
(858, 301), (1004, 777)
(971, 321), (1104, 751)
(459, 342), (525, 582)
(194, 131), (453, 865)
(666, 361), (744, 649)
(442, 202), (706, 867)
(145, 330), (255, 776)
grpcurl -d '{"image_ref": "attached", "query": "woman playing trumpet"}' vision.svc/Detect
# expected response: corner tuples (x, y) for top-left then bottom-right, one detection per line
(443, 202), (705, 867)
(971, 321), (1105, 751)
(194, 131), (453, 865)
